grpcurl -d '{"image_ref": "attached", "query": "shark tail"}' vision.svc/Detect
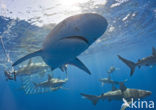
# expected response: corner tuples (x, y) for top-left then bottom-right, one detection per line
(21, 76), (51, 94)
(32, 82), (38, 87)
(117, 55), (136, 76)
(13, 49), (42, 66)
(80, 93), (99, 105)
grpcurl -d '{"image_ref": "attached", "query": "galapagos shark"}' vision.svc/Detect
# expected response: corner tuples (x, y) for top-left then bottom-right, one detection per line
(33, 74), (68, 88)
(99, 73), (120, 86)
(15, 59), (49, 77)
(99, 77), (127, 86)
(99, 77), (119, 86)
(12, 13), (108, 75)
(80, 83), (151, 110)
(22, 74), (68, 94)
(118, 47), (156, 76)
(99, 67), (124, 86)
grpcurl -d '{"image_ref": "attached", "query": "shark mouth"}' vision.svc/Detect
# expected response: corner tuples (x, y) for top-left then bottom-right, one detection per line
(60, 36), (89, 44)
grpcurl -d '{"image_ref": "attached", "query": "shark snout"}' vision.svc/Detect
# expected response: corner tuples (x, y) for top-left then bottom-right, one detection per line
(145, 91), (152, 96)
(141, 90), (152, 97)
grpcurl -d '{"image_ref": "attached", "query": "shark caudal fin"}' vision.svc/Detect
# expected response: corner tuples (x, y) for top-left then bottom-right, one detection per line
(32, 82), (38, 87)
(13, 49), (42, 66)
(117, 55), (136, 76)
(21, 76), (52, 94)
(80, 93), (99, 105)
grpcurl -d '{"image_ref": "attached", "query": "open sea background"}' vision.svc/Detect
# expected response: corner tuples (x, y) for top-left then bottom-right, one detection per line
(0, 0), (156, 110)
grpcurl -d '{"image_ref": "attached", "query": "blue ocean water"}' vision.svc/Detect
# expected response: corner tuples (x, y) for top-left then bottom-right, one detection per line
(0, 0), (156, 110)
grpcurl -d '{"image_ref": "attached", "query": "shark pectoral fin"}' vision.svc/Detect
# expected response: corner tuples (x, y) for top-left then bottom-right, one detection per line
(119, 82), (127, 92)
(13, 49), (42, 66)
(59, 65), (68, 73)
(152, 47), (156, 56)
(59, 66), (64, 72)
(68, 58), (91, 75)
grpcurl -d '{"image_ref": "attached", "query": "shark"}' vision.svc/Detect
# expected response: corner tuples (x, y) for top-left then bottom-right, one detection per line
(12, 13), (108, 75)
(21, 74), (68, 94)
(99, 77), (119, 86)
(14, 59), (49, 77)
(99, 67), (124, 86)
(80, 83), (151, 110)
(99, 73), (120, 86)
(33, 74), (68, 88)
(118, 47), (156, 76)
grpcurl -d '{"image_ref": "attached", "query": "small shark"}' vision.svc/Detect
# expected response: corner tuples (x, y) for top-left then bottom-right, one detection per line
(15, 59), (49, 77)
(21, 74), (68, 94)
(12, 13), (108, 75)
(33, 74), (68, 88)
(118, 47), (156, 76)
(99, 73), (121, 86)
(99, 68), (125, 86)
(99, 78), (119, 86)
(80, 83), (151, 110)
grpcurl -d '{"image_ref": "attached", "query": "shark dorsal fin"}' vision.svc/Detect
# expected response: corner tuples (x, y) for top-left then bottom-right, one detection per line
(48, 74), (52, 81)
(120, 82), (127, 92)
(27, 59), (32, 67)
(152, 47), (156, 56)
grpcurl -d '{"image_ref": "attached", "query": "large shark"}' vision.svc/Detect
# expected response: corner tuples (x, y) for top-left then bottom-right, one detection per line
(12, 13), (108, 75)
(80, 83), (151, 110)
(118, 47), (156, 76)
